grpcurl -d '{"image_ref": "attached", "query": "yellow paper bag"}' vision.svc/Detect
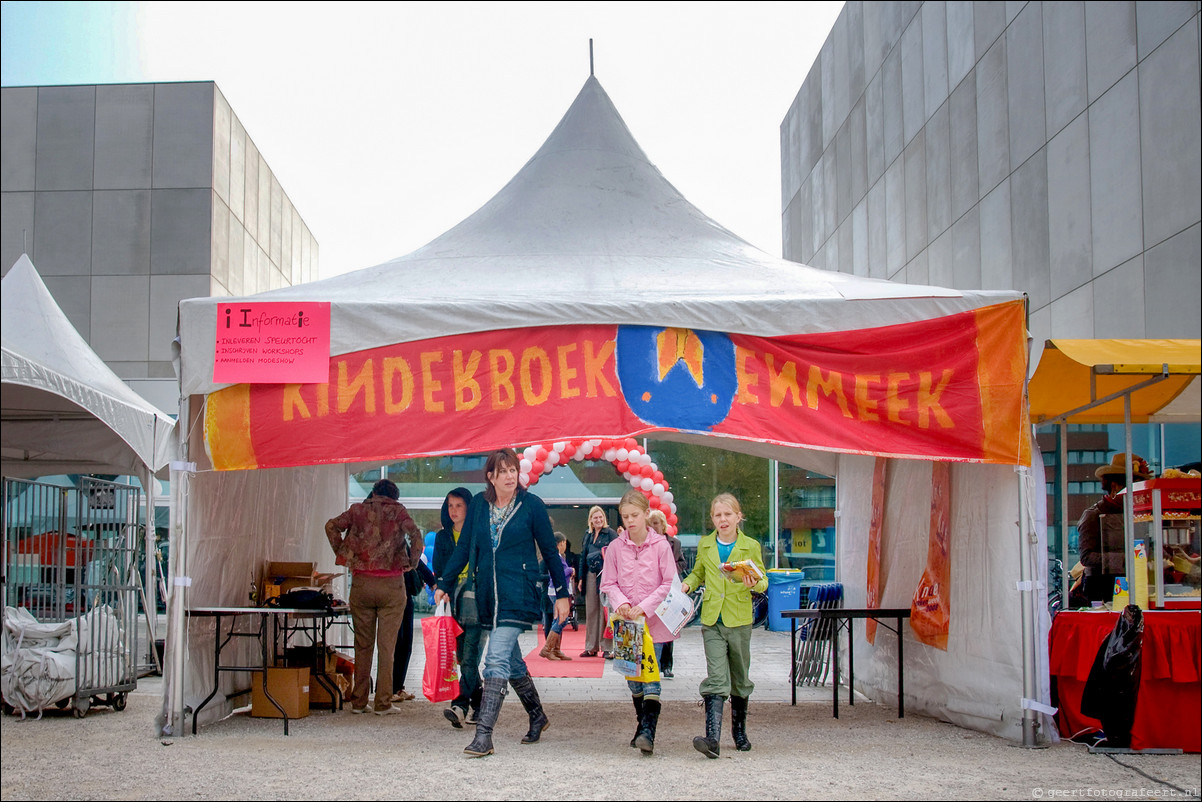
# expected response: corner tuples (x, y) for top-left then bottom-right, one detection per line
(637, 621), (660, 683)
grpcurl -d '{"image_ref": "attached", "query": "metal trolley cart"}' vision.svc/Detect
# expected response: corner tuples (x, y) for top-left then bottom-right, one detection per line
(2, 477), (143, 717)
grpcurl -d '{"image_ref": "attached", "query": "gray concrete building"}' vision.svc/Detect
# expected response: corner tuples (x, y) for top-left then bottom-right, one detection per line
(1, 81), (318, 412)
(779, 0), (1201, 561)
(780, 1), (1200, 346)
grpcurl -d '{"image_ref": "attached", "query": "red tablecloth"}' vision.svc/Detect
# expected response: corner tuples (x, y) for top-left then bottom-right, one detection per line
(1049, 610), (1200, 752)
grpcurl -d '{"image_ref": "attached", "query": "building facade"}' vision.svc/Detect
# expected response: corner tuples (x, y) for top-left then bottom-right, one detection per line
(780, 1), (1201, 563)
(1, 81), (318, 412)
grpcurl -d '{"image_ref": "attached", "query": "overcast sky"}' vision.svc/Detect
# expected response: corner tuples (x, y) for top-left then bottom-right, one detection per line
(2, 1), (845, 280)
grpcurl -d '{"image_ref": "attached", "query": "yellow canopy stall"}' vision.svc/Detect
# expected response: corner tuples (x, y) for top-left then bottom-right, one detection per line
(1028, 339), (1201, 601)
(1029, 339), (1201, 425)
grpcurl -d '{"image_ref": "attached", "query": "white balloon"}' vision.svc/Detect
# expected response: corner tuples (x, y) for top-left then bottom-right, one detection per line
(629, 476), (642, 488)
(547, 451), (560, 466)
(553, 441), (567, 452)
(627, 447), (642, 460)
(523, 446), (537, 461)
(573, 449), (585, 461)
(543, 460), (554, 473)
(661, 491), (674, 506)
(615, 448), (629, 461)
(640, 477), (654, 492)
(639, 453), (652, 466)
(603, 449), (617, 462)
(670, 502), (677, 514)
(653, 483), (664, 496)
(519, 473), (530, 486)
(520, 458), (532, 473)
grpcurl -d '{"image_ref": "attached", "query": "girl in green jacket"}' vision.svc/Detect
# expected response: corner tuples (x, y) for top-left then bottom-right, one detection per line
(680, 493), (768, 758)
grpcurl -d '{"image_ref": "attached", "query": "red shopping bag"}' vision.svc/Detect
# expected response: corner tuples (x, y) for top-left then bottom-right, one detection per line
(422, 600), (463, 703)
(602, 606), (612, 640)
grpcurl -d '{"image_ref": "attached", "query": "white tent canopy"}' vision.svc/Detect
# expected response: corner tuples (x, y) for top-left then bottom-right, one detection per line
(177, 76), (1018, 400)
(2, 254), (177, 478)
(170, 76), (1043, 744)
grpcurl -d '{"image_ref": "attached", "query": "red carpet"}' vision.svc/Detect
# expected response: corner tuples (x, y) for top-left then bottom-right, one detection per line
(523, 624), (606, 678)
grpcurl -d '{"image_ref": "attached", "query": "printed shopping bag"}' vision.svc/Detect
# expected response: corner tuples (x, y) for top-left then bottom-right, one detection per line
(610, 616), (643, 678)
(636, 620), (660, 683)
(422, 600), (463, 703)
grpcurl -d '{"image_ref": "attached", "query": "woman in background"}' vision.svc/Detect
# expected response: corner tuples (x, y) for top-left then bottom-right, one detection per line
(578, 505), (616, 658)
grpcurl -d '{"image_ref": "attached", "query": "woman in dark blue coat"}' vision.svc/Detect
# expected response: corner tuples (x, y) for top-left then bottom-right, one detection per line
(435, 448), (570, 758)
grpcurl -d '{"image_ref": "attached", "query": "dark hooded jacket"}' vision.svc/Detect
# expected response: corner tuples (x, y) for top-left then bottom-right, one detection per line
(436, 487), (569, 630)
(432, 487), (474, 581)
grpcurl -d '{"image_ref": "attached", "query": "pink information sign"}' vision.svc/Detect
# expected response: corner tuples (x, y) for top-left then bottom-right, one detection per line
(213, 302), (331, 384)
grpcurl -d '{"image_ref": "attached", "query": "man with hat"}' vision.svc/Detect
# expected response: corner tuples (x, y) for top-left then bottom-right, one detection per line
(1077, 453), (1152, 602)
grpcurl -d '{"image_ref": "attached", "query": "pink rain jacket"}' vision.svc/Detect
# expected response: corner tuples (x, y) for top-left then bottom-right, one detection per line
(600, 528), (679, 643)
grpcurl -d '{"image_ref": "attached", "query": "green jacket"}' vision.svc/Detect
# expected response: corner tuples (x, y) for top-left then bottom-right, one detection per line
(682, 530), (768, 627)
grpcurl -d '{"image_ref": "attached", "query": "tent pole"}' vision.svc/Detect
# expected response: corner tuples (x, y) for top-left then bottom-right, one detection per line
(1059, 422), (1069, 603)
(165, 395), (190, 737)
(1123, 397), (1135, 603)
(143, 464), (157, 657)
(770, 459), (779, 569)
(1018, 464), (1039, 747)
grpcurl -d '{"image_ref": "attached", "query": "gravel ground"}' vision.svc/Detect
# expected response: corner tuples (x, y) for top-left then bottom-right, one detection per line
(2, 692), (1200, 801)
(3, 625), (1199, 801)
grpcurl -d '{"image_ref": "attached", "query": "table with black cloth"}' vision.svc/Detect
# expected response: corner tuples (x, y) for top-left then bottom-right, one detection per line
(1049, 610), (1200, 752)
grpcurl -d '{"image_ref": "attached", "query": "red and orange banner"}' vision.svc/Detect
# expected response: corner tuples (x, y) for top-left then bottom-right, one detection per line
(203, 300), (1029, 471)
(865, 456), (888, 645)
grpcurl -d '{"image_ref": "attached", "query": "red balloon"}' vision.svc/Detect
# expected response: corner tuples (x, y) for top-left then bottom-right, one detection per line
(667, 525), (677, 536)
(531, 460), (544, 475)
(667, 513), (678, 525)
(535, 447), (548, 461)
(624, 438), (638, 451)
(615, 459), (630, 474)
(649, 495), (661, 508)
(640, 464), (654, 477)
(563, 444), (576, 459)
(652, 470), (663, 483)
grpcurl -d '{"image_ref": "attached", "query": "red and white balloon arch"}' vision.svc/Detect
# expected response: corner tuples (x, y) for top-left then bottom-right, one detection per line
(517, 438), (679, 536)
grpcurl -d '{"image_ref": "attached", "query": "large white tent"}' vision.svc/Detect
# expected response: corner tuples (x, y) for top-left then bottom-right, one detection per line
(169, 76), (1047, 743)
(2, 254), (177, 479)
(3, 254), (178, 660)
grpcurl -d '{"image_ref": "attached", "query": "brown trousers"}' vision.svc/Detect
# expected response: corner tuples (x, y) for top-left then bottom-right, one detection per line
(349, 573), (408, 710)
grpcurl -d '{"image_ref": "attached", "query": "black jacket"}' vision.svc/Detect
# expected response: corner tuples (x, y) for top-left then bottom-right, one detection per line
(581, 526), (617, 577)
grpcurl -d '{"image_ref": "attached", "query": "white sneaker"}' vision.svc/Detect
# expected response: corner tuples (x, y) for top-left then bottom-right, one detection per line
(350, 706), (368, 714)
(373, 704), (402, 715)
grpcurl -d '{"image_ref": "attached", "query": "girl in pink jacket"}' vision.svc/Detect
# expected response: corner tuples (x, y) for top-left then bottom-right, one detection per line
(600, 489), (679, 755)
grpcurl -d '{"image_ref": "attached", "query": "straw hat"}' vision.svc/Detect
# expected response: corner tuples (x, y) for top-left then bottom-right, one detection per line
(1095, 453), (1152, 480)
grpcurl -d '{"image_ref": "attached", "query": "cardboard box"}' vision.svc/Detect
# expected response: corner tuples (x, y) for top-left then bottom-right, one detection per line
(308, 673), (350, 709)
(285, 645), (339, 674)
(260, 561), (317, 603)
(250, 667), (310, 719)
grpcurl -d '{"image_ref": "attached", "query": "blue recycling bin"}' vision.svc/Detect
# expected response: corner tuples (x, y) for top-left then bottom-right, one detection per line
(766, 569), (804, 632)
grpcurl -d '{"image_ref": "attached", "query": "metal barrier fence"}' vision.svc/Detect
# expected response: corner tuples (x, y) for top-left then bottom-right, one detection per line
(2, 477), (142, 716)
